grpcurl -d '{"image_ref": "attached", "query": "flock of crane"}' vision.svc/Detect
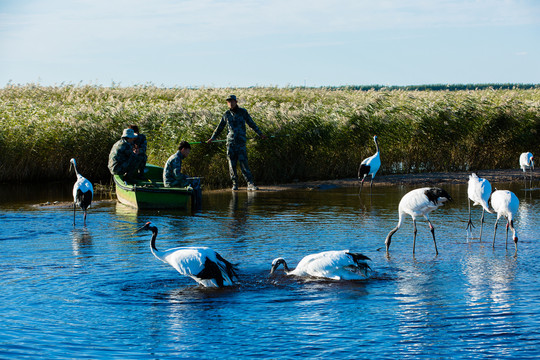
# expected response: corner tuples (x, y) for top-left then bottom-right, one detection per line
(362, 136), (533, 256)
(68, 138), (534, 288)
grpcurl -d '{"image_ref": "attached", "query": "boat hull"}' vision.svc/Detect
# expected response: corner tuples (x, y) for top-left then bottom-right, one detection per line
(113, 165), (193, 209)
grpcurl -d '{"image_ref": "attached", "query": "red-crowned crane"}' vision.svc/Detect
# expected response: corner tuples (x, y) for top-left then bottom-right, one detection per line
(385, 187), (452, 256)
(270, 250), (371, 280)
(519, 152), (534, 190)
(70, 158), (93, 227)
(466, 173), (495, 240)
(491, 190), (519, 251)
(135, 222), (238, 287)
(358, 135), (381, 194)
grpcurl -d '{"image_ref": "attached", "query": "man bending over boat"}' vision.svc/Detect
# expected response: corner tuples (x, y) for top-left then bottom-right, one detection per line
(163, 141), (202, 209)
(108, 128), (145, 181)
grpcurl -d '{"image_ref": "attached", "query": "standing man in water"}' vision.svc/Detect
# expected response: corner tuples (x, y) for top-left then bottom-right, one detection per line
(207, 95), (266, 191)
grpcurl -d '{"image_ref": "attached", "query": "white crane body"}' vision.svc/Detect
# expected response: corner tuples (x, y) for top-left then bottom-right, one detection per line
(271, 250), (371, 280)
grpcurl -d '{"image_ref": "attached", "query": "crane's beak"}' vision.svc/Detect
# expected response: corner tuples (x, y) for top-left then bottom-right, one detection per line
(270, 258), (285, 274)
(133, 222), (151, 234)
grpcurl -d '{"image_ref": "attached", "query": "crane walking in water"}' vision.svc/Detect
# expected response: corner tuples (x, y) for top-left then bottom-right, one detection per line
(491, 190), (519, 251)
(135, 222), (238, 287)
(358, 135), (381, 194)
(70, 158), (93, 227)
(385, 187), (452, 256)
(270, 250), (371, 280)
(519, 152), (534, 190)
(466, 173), (495, 241)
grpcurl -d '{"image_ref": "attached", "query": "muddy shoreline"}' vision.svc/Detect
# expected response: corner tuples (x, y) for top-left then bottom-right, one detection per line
(231, 169), (532, 192)
(88, 169), (533, 194)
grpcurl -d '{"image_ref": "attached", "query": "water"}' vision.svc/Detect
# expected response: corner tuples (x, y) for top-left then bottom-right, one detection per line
(1, 182), (539, 359)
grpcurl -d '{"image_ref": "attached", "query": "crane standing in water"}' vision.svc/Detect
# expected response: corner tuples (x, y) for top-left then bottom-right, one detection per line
(491, 190), (519, 251)
(358, 135), (381, 194)
(385, 187), (452, 256)
(466, 173), (495, 241)
(519, 152), (534, 190)
(70, 158), (93, 227)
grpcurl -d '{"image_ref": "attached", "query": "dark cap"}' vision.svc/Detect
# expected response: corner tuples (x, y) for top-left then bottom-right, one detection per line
(226, 95), (237, 101)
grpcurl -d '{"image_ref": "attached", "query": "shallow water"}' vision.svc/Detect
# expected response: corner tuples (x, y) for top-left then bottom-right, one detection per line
(1, 182), (539, 359)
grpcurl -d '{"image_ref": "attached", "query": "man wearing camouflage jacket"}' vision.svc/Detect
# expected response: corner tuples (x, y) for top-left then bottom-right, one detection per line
(108, 128), (143, 180)
(207, 95), (266, 191)
(163, 141), (192, 188)
(163, 141), (202, 209)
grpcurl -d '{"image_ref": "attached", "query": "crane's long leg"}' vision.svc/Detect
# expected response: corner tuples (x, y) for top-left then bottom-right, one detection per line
(510, 220), (518, 252)
(83, 210), (87, 227)
(492, 217), (499, 248)
(412, 219), (417, 254)
(369, 177), (374, 195)
(479, 208), (485, 242)
(358, 179), (365, 195)
(466, 199), (474, 233)
(428, 220), (438, 255)
(505, 221), (509, 249)
(73, 202), (76, 226)
(530, 168), (534, 190)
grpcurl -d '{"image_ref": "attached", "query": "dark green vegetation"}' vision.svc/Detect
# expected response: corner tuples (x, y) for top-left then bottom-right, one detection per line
(1, 85), (539, 188)
(331, 83), (540, 91)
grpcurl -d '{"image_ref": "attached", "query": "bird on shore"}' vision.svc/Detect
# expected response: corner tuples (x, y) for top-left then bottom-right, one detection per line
(466, 173), (495, 241)
(385, 187), (452, 256)
(519, 152), (534, 190)
(491, 190), (519, 251)
(270, 250), (371, 280)
(135, 222), (238, 287)
(358, 135), (381, 194)
(70, 158), (93, 226)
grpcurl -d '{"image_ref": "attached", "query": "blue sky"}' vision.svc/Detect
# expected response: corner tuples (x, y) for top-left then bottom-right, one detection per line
(1, 0), (539, 87)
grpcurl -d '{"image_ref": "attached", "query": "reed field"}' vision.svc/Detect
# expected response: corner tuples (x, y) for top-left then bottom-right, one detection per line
(0, 84), (539, 188)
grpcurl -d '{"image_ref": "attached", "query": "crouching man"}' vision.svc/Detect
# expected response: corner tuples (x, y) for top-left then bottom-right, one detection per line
(108, 128), (145, 181)
(163, 141), (202, 210)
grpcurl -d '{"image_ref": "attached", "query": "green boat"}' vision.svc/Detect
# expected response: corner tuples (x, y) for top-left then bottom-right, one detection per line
(113, 164), (194, 209)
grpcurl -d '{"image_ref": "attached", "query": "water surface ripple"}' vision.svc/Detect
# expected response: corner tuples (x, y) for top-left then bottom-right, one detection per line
(0, 183), (538, 359)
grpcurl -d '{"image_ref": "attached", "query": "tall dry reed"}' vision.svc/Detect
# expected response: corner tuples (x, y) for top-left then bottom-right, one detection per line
(1, 85), (539, 188)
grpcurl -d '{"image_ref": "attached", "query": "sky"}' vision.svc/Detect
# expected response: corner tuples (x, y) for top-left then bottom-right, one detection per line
(1, 0), (539, 87)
